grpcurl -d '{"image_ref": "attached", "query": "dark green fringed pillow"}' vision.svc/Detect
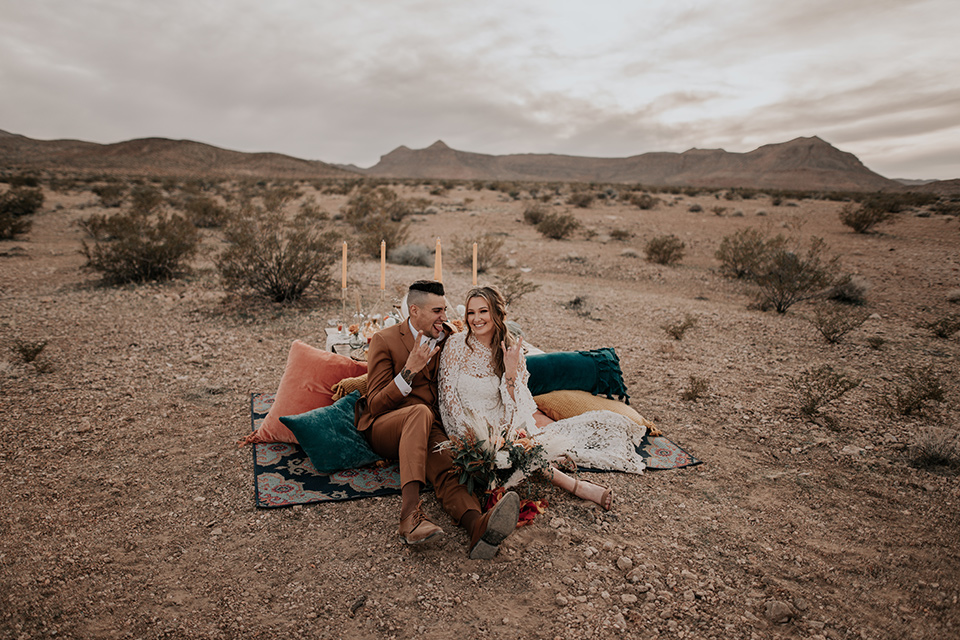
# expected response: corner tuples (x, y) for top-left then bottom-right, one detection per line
(279, 391), (382, 473)
(526, 347), (630, 403)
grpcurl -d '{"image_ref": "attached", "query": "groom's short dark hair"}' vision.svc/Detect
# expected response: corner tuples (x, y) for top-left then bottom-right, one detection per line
(408, 280), (444, 297)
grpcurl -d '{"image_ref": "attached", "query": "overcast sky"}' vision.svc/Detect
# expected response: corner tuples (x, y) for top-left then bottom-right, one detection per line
(2, 0), (958, 179)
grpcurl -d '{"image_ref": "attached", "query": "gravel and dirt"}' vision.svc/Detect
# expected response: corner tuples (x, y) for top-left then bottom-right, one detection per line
(1, 181), (958, 639)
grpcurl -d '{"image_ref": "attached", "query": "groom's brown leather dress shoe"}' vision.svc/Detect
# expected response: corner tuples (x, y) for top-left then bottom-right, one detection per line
(468, 490), (520, 559)
(399, 502), (443, 545)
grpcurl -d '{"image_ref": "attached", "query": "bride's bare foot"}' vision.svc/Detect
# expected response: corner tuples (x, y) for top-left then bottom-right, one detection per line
(572, 478), (612, 511)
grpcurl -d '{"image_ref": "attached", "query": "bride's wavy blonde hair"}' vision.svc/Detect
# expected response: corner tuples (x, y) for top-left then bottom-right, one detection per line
(464, 285), (516, 377)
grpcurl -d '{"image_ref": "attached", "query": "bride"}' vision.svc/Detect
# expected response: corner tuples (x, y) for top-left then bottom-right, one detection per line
(438, 286), (648, 510)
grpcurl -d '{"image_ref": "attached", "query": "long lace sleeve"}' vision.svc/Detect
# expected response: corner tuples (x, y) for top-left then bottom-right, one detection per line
(438, 333), (470, 440)
(500, 350), (538, 438)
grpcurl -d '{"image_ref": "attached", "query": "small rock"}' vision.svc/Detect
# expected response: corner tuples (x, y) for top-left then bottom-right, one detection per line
(617, 556), (634, 571)
(793, 597), (809, 611)
(621, 594), (638, 604)
(626, 569), (644, 584)
(210, 528), (222, 536)
(840, 445), (865, 456)
(556, 594), (568, 606)
(765, 600), (796, 624)
(550, 518), (566, 529)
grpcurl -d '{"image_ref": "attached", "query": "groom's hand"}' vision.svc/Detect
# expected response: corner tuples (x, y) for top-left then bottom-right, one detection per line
(403, 331), (440, 380)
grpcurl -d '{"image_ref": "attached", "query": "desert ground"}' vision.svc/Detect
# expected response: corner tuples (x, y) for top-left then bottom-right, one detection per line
(1, 178), (958, 640)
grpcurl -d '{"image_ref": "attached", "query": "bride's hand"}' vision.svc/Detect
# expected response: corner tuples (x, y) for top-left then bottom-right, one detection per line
(501, 337), (523, 379)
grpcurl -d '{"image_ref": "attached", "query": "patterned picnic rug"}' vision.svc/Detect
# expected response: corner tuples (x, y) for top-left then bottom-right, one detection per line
(250, 392), (701, 508)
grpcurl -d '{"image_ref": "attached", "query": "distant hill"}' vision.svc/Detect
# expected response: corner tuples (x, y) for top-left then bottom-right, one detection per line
(0, 130), (353, 179)
(361, 137), (900, 192)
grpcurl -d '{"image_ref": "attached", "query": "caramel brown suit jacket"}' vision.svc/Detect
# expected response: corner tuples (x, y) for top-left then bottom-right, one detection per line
(355, 320), (451, 433)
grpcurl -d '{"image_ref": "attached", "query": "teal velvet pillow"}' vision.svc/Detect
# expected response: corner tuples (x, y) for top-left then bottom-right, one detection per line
(279, 391), (382, 473)
(526, 348), (630, 403)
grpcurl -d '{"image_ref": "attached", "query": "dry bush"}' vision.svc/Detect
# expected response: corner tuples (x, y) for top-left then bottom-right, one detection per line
(494, 271), (541, 306)
(680, 376), (709, 401)
(711, 206), (727, 216)
(609, 228), (632, 241)
(11, 338), (47, 363)
(0, 187), (44, 239)
(839, 202), (894, 233)
(296, 196), (328, 223)
(450, 234), (506, 273)
(790, 364), (861, 418)
(826, 276), (869, 306)
(627, 193), (658, 210)
(809, 305), (870, 344)
(183, 195), (231, 228)
(908, 428), (960, 470)
(217, 208), (338, 303)
(644, 234), (685, 265)
(566, 192), (595, 208)
(884, 367), (946, 417)
(389, 243), (432, 267)
(924, 314), (960, 339)
(130, 185), (164, 215)
(81, 208), (199, 284)
(752, 237), (841, 313)
(341, 187), (411, 256)
(92, 183), (126, 208)
(522, 203), (547, 225)
(537, 212), (580, 240)
(661, 314), (697, 340)
(715, 227), (786, 279)
(688, 203), (703, 213)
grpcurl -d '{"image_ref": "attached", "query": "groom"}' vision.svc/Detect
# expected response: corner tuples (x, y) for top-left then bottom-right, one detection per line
(355, 280), (520, 559)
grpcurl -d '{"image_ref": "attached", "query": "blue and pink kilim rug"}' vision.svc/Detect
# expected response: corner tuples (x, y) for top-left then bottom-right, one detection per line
(250, 392), (701, 508)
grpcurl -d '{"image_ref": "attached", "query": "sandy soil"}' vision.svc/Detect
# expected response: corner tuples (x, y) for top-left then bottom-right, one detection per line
(1, 181), (959, 640)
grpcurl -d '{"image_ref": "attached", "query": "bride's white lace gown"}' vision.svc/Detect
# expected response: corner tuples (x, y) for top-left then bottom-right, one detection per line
(438, 332), (646, 474)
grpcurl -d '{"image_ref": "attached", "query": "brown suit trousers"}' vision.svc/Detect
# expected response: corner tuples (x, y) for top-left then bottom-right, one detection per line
(355, 321), (480, 524)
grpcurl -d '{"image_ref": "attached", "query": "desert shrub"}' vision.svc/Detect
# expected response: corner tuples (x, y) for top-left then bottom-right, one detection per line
(884, 367), (946, 417)
(908, 428), (960, 470)
(537, 212), (580, 240)
(130, 185), (164, 214)
(688, 203), (703, 213)
(924, 314), (960, 339)
(680, 375), (709, 401)
(711, 206), (727, 216)
(644, 234), (685, 265)
(11, 338), (47, 363)
(627, 193), (658, 210)
(295, 196), (329, 223)
(7, 173), (40, 188)
(342, 186), (412, 224)
(752, 237), (841, 313)
(184, 195), (231, 228)
(609, 228), (632, 241)
(715, 227), (786, 279)
(522, 203), (546, 225)
(92, 183), (126, 208)
(81, 209), (199, 284)
(809, 305), (869, 344)
(341, 187), (411, 257)
(0, 187), (44, 217)
(931, 200), (960, 216)
(661, 314), (697, 340)
(450, 234), (506, 273)
(562, 295), (592, 317)
(389, 243), (432, 267)
(0, 211), (31, 239)
(217, 208), (338, 303)
(790, 364), (860, 418)
(839, 202), (894, 233)
(826, 276), (868, 305)
(494, 271), (541, 306)
(566, 192), (595, 208)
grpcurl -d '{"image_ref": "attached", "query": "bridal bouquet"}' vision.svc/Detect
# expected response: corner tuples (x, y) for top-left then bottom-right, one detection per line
(438, 410), (550, 497)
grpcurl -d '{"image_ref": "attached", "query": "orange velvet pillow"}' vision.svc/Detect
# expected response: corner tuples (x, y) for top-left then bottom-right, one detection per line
(239, 340), (368, 445)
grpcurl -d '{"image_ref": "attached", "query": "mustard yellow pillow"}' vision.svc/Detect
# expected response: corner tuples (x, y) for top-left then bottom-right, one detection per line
(331, 373), (368, 401)
(534, 390), (661, 436)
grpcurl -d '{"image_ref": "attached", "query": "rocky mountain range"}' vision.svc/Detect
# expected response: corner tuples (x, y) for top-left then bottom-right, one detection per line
(1, 128), (952, 192)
